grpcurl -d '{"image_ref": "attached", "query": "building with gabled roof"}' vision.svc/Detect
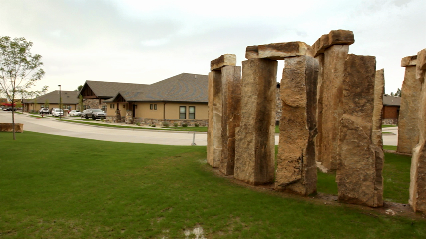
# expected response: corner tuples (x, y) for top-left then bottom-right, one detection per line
(80, 73), (208, 125)
(23, 90), (80, 112)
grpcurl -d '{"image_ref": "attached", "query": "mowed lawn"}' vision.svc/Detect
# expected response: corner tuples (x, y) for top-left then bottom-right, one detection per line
(0, 132), (425, 238)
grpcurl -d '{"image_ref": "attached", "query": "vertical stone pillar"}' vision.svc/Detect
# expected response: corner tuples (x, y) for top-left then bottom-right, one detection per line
(315, 53), (325, 171)
(336, 54), (383, 207)
(234, 58), (277, 185)
(398, 55), (420, 154)
(312, 30), (354, 172)
(207, 70), (222, 167)
(275, 55), (319, 195)
(220, 65), (241, 175)
(372, 69), (385, 148)
(410, 48), (426, 213)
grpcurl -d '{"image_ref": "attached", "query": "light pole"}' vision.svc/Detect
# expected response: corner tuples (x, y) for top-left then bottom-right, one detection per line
(58, 85), (62, 119)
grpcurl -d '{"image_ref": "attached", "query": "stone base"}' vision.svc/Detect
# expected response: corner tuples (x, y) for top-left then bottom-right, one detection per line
(0, 123), (24, 133)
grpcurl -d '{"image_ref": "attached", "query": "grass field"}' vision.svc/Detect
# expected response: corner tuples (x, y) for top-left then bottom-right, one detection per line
(0, 132), (424, 238)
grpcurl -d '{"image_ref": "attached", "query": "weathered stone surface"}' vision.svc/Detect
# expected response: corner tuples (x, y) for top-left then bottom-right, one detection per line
(372, 69), (384, 148)
(337, 54), (383, 207)
(207, 70), (222, 168)
(235, 58), (277, 185)
(0, 123), (24, 133)
(312, 30), (354, 57)
(409, 54), (426, 213)
(417, 49), (426, 81)
(210, 54), (236, 71)
(316, 45), (349, 171)
(276, 56), (319, 195)
(398, 65), (421, 154)
(401, 55), (417, 67)
(315, 54), (325, 171)
(410, 142), (426, 213)
(220, 66), (241, 175)
(245, 45), (259, 59)
(257, 42), (313, 60)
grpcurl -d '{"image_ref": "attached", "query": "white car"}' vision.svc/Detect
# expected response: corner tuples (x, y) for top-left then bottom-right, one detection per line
(52, 108), (64, 117)
(69, 110), (81, 117)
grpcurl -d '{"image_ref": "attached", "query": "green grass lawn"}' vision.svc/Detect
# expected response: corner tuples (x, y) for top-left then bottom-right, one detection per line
(0, 132), (424, 238)
(382, 125), (398, 128)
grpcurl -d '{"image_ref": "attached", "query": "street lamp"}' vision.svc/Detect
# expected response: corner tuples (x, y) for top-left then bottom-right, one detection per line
(58, 85), (62, 119)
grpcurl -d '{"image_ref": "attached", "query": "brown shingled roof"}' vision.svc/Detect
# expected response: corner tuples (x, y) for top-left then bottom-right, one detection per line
(82, 81), (148, 98)
(26, 90), (80, 104)
(92, 73), (208, 103)
(383, 95), (401, 106)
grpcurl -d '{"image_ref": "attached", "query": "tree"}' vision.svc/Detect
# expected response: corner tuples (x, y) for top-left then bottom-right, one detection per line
(76, 85), (83, 92)
(0, 36), (45, 140)
(390, 88), (401, 97)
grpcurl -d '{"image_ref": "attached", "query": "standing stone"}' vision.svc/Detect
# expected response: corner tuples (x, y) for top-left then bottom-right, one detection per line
(234, 58), (277, 185)
(317, 44), (349, 171)
(410, 48), (426, 213)
(398, 56), (420, 154)
(207, 70), (222, 167)
(315, 54), (325, 172)
(276, 56), (319, 195)
(337, 54), (383, 207)
(372, 69), (385, 148)
(220, 65), (241, 175)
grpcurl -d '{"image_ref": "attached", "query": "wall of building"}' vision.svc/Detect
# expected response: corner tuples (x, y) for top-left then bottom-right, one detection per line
(27, 103), (76, 112)
(382, 105), (399, 124)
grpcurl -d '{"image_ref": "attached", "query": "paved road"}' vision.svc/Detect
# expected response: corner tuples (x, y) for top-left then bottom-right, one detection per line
(0, 111), (396, 146)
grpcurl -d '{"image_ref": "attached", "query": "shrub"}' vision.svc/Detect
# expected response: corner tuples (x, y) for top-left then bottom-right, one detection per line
(151, 124), (156, 127)
(173, 122), (179, 127)
(194, 123), (199, 127)
(163, 122), (169, 127)
(182, 123), (188, 127)
(136, 122), (141, 126)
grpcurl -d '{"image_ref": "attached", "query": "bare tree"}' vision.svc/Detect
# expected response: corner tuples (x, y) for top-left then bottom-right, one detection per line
(0, 36), (45, 140)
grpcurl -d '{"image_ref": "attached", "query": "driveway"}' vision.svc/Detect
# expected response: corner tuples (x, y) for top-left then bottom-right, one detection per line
(0, 111), (396, 146)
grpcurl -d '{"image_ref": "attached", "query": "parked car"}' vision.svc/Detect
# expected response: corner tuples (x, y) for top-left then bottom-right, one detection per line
(3, 107), (16, 111)
(39, 108), (50, 114)
(52, 108), (64, 117)
(83, 109), (106, 120)
(69, 110), (81, 117)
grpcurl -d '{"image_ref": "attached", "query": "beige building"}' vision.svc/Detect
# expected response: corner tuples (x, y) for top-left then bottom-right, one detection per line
(80, 73), (208, 125)
(23, 90), (79, 113)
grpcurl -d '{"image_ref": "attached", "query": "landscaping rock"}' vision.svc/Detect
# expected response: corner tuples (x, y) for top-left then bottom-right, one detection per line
(0, 123), (24, 133)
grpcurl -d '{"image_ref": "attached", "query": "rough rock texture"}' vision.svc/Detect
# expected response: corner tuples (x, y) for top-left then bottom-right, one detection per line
(220, 65), (242, 175)
(409, 49), (426, 213)
(315, 54), (325, 171)
(417, 49), (426, 81)
(245, 45), (259, 59)
(316, 45), (349, 171)
(401, 55), (417, 67)
(372, 69), (385, 148)
(398, 64), (421, 154)
(207, 70), (222, 168)
(0, 123), (24, 133)
(211, 54), (236, 71)
(275, 56), (319, 195)
(234, 58), (277, 185)
(337, 54), (383, 208)
(312, 30), (354, 57)
(257, 42), (313, 60)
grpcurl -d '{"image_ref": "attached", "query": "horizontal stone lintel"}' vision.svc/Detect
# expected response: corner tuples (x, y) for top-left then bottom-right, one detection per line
(210, 54), (236, 71)
(245, 42), (313, 60)
(401, 55), (417, 67)
(312, 30), (355, 57)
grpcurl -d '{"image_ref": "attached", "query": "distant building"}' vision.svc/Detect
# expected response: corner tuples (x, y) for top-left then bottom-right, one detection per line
(382, 94), (400, 125)
(23, 90), (80, 112)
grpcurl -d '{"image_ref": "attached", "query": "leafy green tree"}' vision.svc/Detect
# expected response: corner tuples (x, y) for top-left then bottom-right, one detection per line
(0, 36), (45, 140)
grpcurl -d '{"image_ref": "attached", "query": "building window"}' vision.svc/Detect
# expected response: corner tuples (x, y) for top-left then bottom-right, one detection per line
(110, 104), (115, 109)
(102, 105), (107, 112)
(150, 104), (157, 110)
(189, 106), (195, 119)
(123, 104), (126, 109)
(179, 106), (186, 119)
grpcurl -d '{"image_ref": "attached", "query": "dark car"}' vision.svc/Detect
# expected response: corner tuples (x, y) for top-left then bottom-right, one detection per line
(82, 109), (106, 120)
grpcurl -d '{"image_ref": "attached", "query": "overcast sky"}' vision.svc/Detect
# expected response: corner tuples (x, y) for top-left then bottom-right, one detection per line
(1, 0), (425, 94)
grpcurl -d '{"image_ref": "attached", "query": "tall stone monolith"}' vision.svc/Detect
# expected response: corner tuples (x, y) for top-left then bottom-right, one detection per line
(220, 65), (241, 175)
(410, 48), (426, 213)
(336, 54), (383, 207)
(207, 70), (222, 168)
(234, 58), (277, 185)
(275, 55), (319, 195)
(398, 55), (420, 154)
(207, 54), (237, 168)
(372, 69), (385, 148)
(313, 30), (354, 172)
